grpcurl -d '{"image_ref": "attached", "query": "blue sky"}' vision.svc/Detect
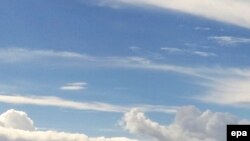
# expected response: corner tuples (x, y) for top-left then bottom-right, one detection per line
(0, 0), (250, 141)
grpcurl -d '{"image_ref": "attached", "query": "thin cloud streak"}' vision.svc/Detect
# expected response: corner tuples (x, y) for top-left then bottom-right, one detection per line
(0, 47), (234, 81)
(0, 48), (210, 79)
(0, 94), (177, 114)
(209, 36), (250, 45)
(1, 48), (243, 81)
(60, 82), (87, 91)
(0, 48), (95, 63)
(161, 47), (216, 57)
(0, 94), (127, 113)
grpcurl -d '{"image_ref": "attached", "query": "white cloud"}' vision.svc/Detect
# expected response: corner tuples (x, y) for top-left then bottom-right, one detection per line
(2, 48), (250, 108)
(0, 94), (127, 113)
(0, 109), (34, 131)
(0, 109), (138, 141)
(0, 94), (176, 114)
(0, 48), (94, 63)
(98, 0), (250, 28)
(0, 107), (249, 141)
(0, 48), (211, 79)
(128, 46), (141, 52)
(122, 106), (249, 141)
(209, 36), (250, 45)
(161, 47), (216, 57)
(192, 51), (216, 57)
(60, 82), (87, 91)
(194, 27), (211, 31)
(187, 67), (250, 107)
(198, 77), (250, 107)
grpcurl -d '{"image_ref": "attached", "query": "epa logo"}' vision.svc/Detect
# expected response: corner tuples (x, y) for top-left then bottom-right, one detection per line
(231, 131), (247, 138)
(227, 125), (250, 141)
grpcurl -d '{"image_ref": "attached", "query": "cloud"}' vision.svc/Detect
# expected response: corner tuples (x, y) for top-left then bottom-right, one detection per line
(122, 106), (249, 141)
(0, 109), (138, 141)
(0, 48), (94, 63)
(209, 36), (250, 45)
(194, 27), (211, 31)
(0, 109), (35, 131)
(0, 48), (210, 79)
(0, 94), (127, 113)
(161, 47), (216, 57)
(198, 77), (250, 107)
(187, 67), (250, 107)
(0, 107), (248, 141)
(97, 0), (250, 28)
(128, 46), (141, 52)
(60, 82), (87, 91)
(0, 94), (176, 114)
(3, 48), (250, 107)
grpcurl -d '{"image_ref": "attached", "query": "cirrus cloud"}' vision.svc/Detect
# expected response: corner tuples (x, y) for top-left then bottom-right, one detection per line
(96, 0), (250, 29)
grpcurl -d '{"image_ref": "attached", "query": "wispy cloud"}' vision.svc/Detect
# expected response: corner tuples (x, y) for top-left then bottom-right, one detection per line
(190, 67), (250, 107)
(0, 94), (127, 113)
(194, 26), (211, 31)
(0, 94), (177, 114)
(198, 77), (250, 107)
(128, 46), (141, 52)
(0, 48), (95, 63)
(161, 47), (216, 57)
(96, 0), (250, 28)
(209, 36), (250, 45)
(60, 82), (87, 91)
(0, 48), (213, 79)
(3, 48), (250, 108)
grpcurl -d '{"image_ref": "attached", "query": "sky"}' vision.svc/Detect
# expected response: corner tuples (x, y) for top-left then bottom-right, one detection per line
(0, 0), (250, 141)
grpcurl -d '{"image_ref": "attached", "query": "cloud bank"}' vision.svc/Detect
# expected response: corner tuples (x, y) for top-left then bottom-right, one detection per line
(99, 0), (250, 28)
(0, 106), (249, 141)
(0, 109), (138, 141)
(122, 106), (249, 141)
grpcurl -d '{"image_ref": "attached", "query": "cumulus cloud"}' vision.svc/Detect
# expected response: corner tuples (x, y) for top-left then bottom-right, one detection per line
(0, 109), (138, 141)
(122, 106), (249, 141)
(60, 82), (87, 91)
(0, 109), (35, 131)
(1, 107), (248, 141)
(97, 0), (250, 28)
